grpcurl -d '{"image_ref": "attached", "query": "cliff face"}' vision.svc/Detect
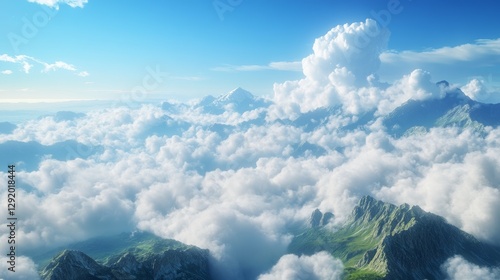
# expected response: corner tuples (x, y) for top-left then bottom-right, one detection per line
(289, 196), (500, 279)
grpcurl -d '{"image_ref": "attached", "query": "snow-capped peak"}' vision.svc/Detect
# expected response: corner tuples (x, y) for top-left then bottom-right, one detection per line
(216, 87), (255, 103)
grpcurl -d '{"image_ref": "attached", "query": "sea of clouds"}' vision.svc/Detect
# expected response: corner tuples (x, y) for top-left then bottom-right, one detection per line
(1, 18), (500, 280)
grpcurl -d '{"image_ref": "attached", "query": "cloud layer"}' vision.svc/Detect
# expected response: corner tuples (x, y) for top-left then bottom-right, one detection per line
(258, 252), (344, 280)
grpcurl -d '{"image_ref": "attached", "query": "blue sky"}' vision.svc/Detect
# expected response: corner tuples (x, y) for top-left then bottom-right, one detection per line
(1, 0), (499, 102)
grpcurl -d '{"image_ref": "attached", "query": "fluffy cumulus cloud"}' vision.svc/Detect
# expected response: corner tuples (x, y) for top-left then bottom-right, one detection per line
(1, 18), (500, 279)
(0, 256), (40, 280)
(27, 0), (88, 8)
(269, 19), (454, 120)
(271, 19), (390, 118)
(461, 78), (500, 104)
(258, 252), (344, 280)
(443, 255), (500, 280)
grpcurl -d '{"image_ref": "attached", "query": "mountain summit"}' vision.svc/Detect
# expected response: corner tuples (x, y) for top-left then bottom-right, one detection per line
(289, 196), (500, 279)
(215, 87), (255, 104)
(196, 87), (270, 114)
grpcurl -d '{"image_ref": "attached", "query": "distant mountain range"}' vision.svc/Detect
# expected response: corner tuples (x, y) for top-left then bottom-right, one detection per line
(289, 196), (500, 280)
(383, 81), (500, 137)
(167, 87), (270, 115)
(4, 83), (499, 172)
(162, 83), (500, 138)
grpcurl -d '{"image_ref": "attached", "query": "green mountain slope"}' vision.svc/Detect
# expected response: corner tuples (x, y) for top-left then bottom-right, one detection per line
(37, 232), (212, 280)
(34, 231), (186, 268)
(289, 196), (500, 279)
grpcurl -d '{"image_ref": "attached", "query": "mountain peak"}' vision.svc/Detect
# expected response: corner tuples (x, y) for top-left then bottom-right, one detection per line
(357, 195), (379, 208)
(217, 87), (254, 102)
(289, 197), (500, 279)
(196, 87), (269, 114)
(436, 80), (450, 88)
(382, 84), (500, 137)
(351, 196), (428, 230)
(41, 250), (116, 280)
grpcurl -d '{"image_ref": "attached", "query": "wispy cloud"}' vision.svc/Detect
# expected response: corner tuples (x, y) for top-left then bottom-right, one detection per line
(1, 70), (13, 75)
(212, 61), (302, 72)
(381, 39), (500, 65)
(27, 0), (88, 9)
(43, 61), (76, 72)
(0, 54), (88, 76)
(78, 71), (90, 77)
(0, 54), (33, 73)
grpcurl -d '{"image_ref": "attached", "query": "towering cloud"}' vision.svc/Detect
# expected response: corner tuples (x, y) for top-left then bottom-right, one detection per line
(269, 19), (451, 120)
(270, 19), (390, 119)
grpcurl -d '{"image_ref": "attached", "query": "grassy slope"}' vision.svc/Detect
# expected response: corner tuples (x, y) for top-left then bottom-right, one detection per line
(33, 231), (191, 269)
(289, 198), (423, 279)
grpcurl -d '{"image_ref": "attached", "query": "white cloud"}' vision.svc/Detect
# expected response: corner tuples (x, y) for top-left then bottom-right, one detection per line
(381, 39), (500, 65)
(78, 71), (90, 77)
(461, 79), (500, 104)
(443, 255), (500, 280)
(1, 101), (500, 279)
(27, 0), (88, 8)
(269, 19), (390, 119)
(258, 252), (344, 280)
(0, 54), (86, 76)
(212, 61), (302, 72)
(1, 70), (13, 75)
(0, 256), (40, 280)
(43, 61), (76, 72)
(0, 54), (33, 73)
(379, 39), (500, 88)
(376, 69), (443, 115)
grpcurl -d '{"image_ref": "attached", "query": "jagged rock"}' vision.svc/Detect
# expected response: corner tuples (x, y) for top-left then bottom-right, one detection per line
(321, 212), (334, 226)
(309, 209), (334, 228)
(309, 209), (323, 228)
(40, 250), (117, 280)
